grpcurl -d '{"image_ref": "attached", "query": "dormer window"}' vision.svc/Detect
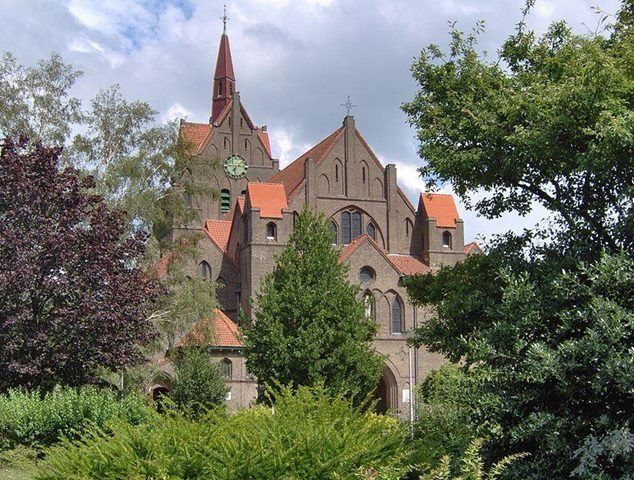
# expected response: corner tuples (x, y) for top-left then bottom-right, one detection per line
(442, 231), (452, 249)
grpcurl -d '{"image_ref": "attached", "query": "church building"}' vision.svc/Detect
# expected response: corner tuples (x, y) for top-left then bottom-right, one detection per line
(164, 24), (479, 415)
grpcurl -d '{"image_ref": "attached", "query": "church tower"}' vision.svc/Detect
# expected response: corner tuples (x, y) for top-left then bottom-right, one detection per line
(210, 26), (236, 124)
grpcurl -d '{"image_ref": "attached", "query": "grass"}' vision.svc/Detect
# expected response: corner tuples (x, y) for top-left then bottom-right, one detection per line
(0, 465), (37, 479)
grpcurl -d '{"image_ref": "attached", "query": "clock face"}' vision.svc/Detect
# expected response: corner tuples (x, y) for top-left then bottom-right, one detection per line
(223, 154), (248, 179)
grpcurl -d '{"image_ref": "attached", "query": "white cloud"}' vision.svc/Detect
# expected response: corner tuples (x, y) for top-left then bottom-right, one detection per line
(161, 103), (192, 123)
(439, 0), (481, 15)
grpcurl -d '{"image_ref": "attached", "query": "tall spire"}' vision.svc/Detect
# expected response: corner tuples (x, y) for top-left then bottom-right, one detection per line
(210, 8), (235, 124)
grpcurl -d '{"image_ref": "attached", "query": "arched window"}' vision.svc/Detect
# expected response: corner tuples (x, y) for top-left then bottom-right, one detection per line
(198, 261), (212, 280)
(366, 222), (376, 241)
(351, 212), (362, 239)
(329, 221), (338, 245)
(224, 137), (229, 149)
(341, 211), (351, 245)
(266, 222), (277, 240)
(335, 163), (339, 182)
(293, 211), (299, 228)
(406, 219), (413, 238)
(391, 297), (403, 334)
(216, 277), (227, 306)
(220, 189), (231, 214)
(442, 231), (452, 249)
(183, 191), (191, 207)
(363, 291), (375, 321)
(359, 266), (376, 284)
(240, 118), (243, 127)
(241, 189), (246, 195)
(244, 139), (249, 151)
(220, 358), (232, 379)
(362, 166), (366, 184)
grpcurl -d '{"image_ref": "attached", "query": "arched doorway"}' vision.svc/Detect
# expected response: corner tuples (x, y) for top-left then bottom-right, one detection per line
(374, 365), (398, 414)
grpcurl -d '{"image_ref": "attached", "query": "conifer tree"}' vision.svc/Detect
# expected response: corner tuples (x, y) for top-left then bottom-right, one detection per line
(243, 208), (382, 403)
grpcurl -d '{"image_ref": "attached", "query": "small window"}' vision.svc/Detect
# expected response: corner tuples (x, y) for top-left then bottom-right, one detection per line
(220, 358), (232, 379)
(224, 137), (230, 149)
(342, 211), (351, 245)
(359, 266), (376, 284)
(236, 283), (242, 310)
(198, 261), (212, 279)
(183, 191), (191, 207)
(335, 164), (339, 182)
(240, 118), (243, 127)
(266, 222), (277, 240)
(363, 291), (375, 321)
(220, 189), (231, 214)
(406, 219), (413, 238)
(293, 212), (299, 228)
(244, 139), (249, 150)
(362, 166), (366, 184)
(366, 222), (376, 241)
(218, 80), (223, 96)
(442, 231), (452, 249)
(351, 212), (362, 239)
(241, 189), (246, 195)
(391, 297), (403, 334)
(330, 221), (338, 245)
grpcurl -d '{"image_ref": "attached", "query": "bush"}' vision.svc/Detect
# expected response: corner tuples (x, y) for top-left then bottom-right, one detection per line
(37, 385), (412, 480)
(170, 349), (228, 415)
(0, 387), (153, 452)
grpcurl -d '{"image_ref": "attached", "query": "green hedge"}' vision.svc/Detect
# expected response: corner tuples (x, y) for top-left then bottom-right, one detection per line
(38, 386), (412, 480)
(0, 387), (153, 451)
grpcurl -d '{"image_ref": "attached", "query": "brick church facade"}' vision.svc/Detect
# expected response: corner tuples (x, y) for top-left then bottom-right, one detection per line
(161, 28), (481, 415)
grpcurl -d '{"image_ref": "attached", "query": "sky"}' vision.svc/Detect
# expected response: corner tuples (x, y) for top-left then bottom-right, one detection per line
(0, 0), (621, 244)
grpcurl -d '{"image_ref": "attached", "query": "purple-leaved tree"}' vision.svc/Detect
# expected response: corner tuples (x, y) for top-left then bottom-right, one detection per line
(0, 138), (159, 391)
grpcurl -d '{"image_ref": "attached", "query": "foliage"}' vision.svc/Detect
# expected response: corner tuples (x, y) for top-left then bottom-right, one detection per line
(37, 385), (411, 480)
(402, 1), (634, 254)
(0, 387), (152, 452)
(405, 252), (634, 479)
(420, 439), (526, 480)
(170, 349), (229, 416)
(0, 52), (218, 388)
(243, 208), (383, 404)
(0, 139), (160, 390)
(413, 366), (486, 474)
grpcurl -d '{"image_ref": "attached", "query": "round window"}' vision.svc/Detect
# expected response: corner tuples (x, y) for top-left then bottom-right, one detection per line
(359, 266), (376, 284)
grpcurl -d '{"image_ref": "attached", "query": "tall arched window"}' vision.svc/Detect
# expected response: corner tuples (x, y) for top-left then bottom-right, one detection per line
(266, 222), (277, 240)
(220, 358), (232, 379)
(352, 212), (362, 239)
(224, 137), (230, 149)
(183, 191), (191, 207)
(342, 211), (351, 244)
(405, 219), (413, 238)
(335, 163), (339, 182)
(363, 291), (375, 321)
(330, 221), (338, 245)
(220, 189), (231, 214)
(442, 231), (452, 249)
(366, 222), (376, 241)
(198, 261), (212, 280)
(362, 166), (366, 184)
(391, 297), (403, 334)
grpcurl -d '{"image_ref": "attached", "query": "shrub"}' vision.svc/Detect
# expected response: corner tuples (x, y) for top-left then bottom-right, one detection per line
(0, 387), (153, 452)
(170, 348), (228, 415)
(37, 385), (412, 480)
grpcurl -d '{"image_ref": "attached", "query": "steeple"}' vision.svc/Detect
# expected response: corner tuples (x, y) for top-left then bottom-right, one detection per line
(210, 26), (236, 124)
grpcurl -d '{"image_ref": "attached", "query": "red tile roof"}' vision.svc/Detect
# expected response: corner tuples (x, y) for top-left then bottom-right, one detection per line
(420, 193), (460, 228)
(180, 121), (213, 155)
(387, 254), (431, 275)
(246, 183), (288, 218)
(339, 234), (431, 276)
(257, 127), (272, 157)
(178, 308), (243, 348)
(204, 220), (232, 252)
(268, 127), (344, 201)
(464, 241), (483, 255)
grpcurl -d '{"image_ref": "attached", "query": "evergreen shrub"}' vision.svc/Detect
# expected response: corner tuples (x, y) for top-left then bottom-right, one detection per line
(38, 385), (412, 480)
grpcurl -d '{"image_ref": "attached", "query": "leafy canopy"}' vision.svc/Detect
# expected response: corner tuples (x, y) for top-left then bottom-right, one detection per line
(0, 139), (160, 390)
(243, 208), (383, 404)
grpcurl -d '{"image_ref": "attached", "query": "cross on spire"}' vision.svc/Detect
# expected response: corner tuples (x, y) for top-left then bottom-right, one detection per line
(341, 95), (356, 116)
(221, 3), (229, 34)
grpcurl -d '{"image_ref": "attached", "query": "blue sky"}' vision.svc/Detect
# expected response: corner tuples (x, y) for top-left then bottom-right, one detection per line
(0, 0), (621, 244)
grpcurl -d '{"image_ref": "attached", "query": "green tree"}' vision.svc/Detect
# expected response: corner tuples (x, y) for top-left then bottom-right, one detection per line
(243, 208), (383, 404)
(402, 1), (633, 255)
(170, 349), (228, 415)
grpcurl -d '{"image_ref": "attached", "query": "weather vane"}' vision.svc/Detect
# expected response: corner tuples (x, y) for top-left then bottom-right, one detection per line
(221, 3), (229, 34)
(341, 95), (356, 116)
